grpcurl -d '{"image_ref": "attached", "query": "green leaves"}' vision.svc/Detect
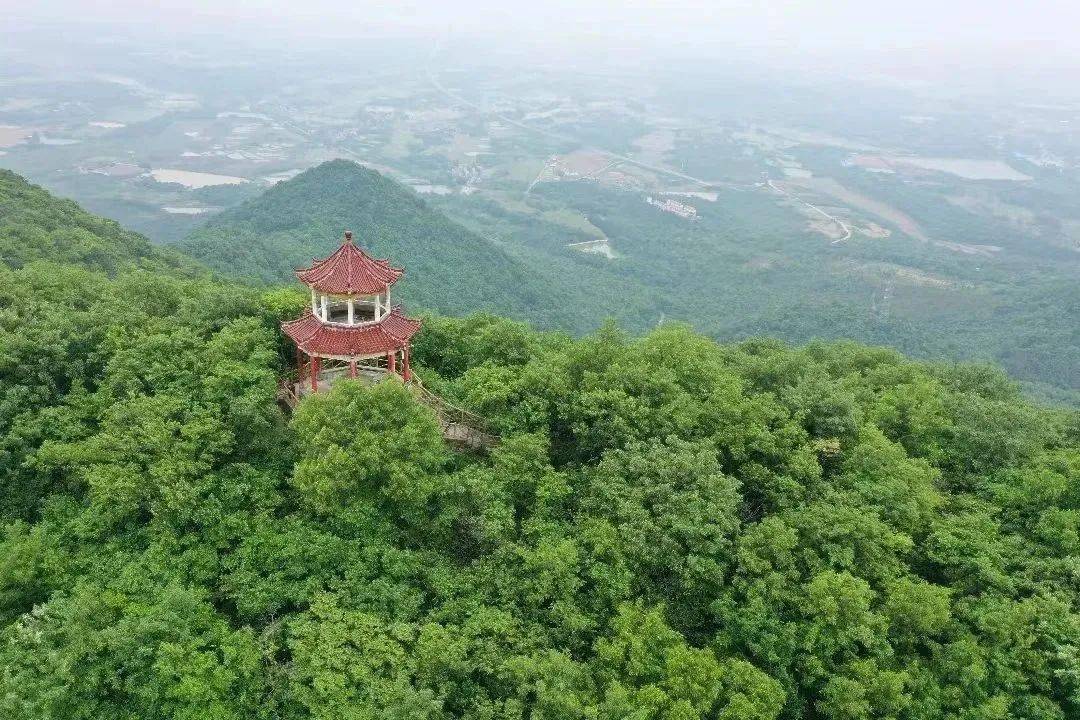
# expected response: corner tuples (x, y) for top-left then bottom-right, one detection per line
(288, 593), (441, 720)
(1, 194), (1078, 720)
(0, 170), (195, 275)
(590, 604), (783, 720)
(291, 380), (448, 520)
(579, 438), (741, 634)
(0, 583), (265, 720)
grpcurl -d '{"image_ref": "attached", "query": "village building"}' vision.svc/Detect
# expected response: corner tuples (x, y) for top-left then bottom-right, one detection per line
(645, 195), (698, 219)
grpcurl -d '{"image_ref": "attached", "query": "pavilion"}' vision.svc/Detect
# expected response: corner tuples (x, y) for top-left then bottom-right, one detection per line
(281, 231), (420, 396)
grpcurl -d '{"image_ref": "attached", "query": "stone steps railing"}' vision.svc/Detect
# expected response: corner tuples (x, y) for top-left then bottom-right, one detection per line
(410, 378), (500, 450)
(277, 373), (499, 451)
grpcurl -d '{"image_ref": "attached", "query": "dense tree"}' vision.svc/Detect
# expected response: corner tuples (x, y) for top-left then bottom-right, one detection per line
(2, 173), (1079, 719)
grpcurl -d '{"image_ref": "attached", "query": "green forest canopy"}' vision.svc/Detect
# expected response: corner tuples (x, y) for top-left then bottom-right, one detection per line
(0, 169), (196, 276)
(2, 168), (1080, 719)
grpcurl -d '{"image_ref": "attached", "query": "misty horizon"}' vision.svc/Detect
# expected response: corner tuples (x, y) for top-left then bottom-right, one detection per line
(5, 0), (1080, 83)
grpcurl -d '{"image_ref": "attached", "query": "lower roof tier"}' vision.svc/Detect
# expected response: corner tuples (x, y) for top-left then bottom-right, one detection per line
(282, 306), (421, 359)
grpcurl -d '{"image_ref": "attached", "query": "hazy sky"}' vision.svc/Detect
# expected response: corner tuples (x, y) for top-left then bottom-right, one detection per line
(7, 0), (1080, 71)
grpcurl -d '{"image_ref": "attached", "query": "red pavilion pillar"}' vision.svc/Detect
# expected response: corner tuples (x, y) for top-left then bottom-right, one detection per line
(349, 359), (357, 378)
(311, 356), (320, 392)
(387, 349), (397, 375)
(402, 345), (411, 381)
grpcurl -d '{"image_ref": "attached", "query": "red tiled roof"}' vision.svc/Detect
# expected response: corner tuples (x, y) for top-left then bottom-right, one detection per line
(295, 236), (403, 294)
(281, 306), (421, 358)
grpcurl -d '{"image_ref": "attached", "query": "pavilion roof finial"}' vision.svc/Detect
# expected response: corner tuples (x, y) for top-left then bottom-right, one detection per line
(344, 230), (354, 244)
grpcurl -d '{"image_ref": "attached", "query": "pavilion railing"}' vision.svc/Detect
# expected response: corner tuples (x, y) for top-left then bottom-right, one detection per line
(277, 379), (300, 408)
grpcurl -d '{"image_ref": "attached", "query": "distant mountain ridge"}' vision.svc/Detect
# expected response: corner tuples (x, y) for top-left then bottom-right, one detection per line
(180, 160), (544, 318)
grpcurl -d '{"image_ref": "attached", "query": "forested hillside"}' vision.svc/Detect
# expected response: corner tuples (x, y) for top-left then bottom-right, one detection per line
(2, 172), (1080, 719)
(0, 170), (196, 275)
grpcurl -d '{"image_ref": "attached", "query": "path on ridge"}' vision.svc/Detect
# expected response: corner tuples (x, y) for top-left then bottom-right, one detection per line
(767, 179), (853, 243)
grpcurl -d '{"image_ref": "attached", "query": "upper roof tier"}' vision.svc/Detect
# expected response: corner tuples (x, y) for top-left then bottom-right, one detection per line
(295, 231), (404, 295)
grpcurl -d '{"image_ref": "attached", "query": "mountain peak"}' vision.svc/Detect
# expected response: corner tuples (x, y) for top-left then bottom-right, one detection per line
(180, 160), (538, 316)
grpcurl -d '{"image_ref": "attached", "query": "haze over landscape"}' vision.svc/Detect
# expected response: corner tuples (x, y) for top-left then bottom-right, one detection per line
(2, 3), (1080, 719)
(3, 1), (1079, 401)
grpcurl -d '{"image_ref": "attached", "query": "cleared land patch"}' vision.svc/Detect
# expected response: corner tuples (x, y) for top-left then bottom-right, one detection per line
(150, 169), (248, 188)
(787, 176), (929, 242)
(0, 126), (33, 147)
(838, 259), (957, 289)
(849, 154), (1032, 181)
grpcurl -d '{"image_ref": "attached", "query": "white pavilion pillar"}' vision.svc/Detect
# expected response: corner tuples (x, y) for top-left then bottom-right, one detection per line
(320, 294), (328, 321)
(347, 298), (354, 324)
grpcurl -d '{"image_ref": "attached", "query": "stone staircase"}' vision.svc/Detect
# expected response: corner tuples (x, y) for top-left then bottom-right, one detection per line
(277, 373), (499, 451)
(410, 379), (499, 450)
